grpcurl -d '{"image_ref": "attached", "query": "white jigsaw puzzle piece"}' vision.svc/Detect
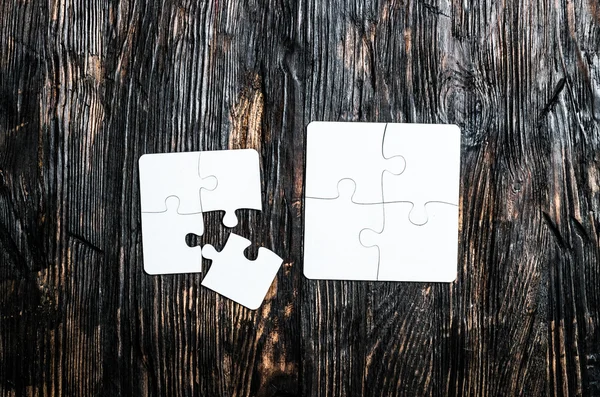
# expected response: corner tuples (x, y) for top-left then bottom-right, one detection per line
(141, 197), (203, 275)
(382, 124), (461, 225)
(199, 149), (262, 228)
(359, 202), (458, 282)
(139, 152), (217, 214)
(201, 233), (283, 310)
(305, 122), (405, 203)
(303, 179), (382, 280)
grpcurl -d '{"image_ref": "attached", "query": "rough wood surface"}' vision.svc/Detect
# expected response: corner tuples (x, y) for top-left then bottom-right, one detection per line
(1, 0), (600, 395)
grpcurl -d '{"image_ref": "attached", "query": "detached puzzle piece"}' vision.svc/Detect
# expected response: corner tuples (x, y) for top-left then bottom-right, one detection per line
(199, 149), (262, 228)
(305, 122), (405, 203)
(303, 179), (382, 280)
(141, 197), (203, 275)
(382, 123), (461, 225)
(139, 152), (217, 214)
(359, 202), (458, 282)
(201, 233), (283, 310)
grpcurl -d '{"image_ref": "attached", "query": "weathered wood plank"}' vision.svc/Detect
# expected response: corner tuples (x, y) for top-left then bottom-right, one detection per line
(1, 0), (599, 395)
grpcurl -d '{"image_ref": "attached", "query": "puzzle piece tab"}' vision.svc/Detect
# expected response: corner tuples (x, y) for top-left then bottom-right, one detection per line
(359, 202), (458, 282)
(139, 152), (217, 214)
(199, 149), (262, 228)
(305, 122), (405, 203)
(303, 179), (382, 280)
(141, 197), (203, 275)
(201, 233), (283, 310)
(382, 123), (461, 224)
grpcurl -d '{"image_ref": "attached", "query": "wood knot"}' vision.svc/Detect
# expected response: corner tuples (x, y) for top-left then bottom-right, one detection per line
(438, 66), (493, 148)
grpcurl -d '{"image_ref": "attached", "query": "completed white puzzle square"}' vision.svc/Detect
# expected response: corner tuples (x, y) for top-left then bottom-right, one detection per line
(303, 122), (461, 282)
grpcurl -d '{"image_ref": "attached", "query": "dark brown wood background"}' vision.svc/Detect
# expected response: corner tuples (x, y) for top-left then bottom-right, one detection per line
(1, 0), (600, 395)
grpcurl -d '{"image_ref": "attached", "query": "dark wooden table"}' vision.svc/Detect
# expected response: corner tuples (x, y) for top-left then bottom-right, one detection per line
(1, 0), (600, 396)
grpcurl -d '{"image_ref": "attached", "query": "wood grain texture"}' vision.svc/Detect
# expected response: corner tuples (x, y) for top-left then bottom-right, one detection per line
(0, 0), (599, 395)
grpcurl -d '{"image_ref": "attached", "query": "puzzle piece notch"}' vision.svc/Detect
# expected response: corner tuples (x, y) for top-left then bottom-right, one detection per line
(139, 152), (217, 214)
(305, 122), (406, 203)
(382, 124), (461, 213)
(141, 196), (203, 275)
(202, 176), (218, 194)
(303, 178), (382, 281)
(359, 201), (458, 282)
(199, 149), (262, 228)
(185, 233), (202, 248)
(201, 233), (283, 310)
(400, 200), (460, 226)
